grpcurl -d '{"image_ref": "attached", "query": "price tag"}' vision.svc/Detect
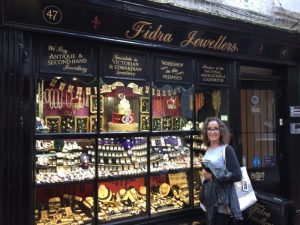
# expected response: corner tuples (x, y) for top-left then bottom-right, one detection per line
(43, 5), (63, 24)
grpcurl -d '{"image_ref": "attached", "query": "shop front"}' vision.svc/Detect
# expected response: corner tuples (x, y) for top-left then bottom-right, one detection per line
(1, 0), (300, 225)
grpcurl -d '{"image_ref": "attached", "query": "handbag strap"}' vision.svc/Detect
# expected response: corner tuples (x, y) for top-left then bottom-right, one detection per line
(222, 144), (227, 167)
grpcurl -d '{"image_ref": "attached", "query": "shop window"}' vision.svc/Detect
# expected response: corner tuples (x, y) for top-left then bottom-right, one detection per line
(193, 87), (229, 207)
(100, 81), (150, 132)
(35, 76), (97, 134)
(152, 84), (194, 131)
(150, 173), (190, 215)
(98, 178), (147, 222)
(34, 183), (94, 224)
(98, 136), (147, 178)
(35, 138), (95, 184)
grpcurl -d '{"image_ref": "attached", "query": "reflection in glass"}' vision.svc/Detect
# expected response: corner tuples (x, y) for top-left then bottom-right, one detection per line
(98, 137), (147, 177)
(34, 183), (94, 225)
(196, 89), (229, 126)
(35, 139), (95, 184)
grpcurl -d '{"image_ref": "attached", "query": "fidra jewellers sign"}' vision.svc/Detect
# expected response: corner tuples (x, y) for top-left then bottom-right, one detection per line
(125, 21), (239, 53)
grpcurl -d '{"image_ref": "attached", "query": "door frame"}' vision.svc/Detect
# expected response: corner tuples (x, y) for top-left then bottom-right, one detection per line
(239, 76), (287, 196)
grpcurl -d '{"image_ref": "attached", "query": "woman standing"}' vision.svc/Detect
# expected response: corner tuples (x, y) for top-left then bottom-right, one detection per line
(201, 117), (243, 225)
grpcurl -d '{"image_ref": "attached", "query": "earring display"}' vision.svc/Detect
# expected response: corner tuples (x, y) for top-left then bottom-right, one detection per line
(89, 95), (103, 114)
(172, 117), (182, 130)
(212, 90), (221, 116)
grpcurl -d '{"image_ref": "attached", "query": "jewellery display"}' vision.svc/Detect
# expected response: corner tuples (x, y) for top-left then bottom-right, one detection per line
(150, 136), (190, 172)
(35, 140), (95, 184)
(34, 76), (209, 223)
(172, 116), (182, 130)
(140, 97), (150, 113)
(61, 115), (75, 133)
(140, 114), (149, 131)
(152, 117), (162, 131)
(45, 116), (61, 133)
(98, 137), (147, 177)
(195, 92), (205, 114)
(35, 194), (93, 225)
(89, 95), (103, 114)
(162, 116), (172, 130)
(98, 184), (147, 222)
(150, 181), (189, 214)
(98, 185), (113, 202)
(75, 116), (88, 133)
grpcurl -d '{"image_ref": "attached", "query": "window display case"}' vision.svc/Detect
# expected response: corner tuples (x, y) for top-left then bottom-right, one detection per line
(34, 183), (94, 225)
(99, 81), (150, 132)
(35, 76), (98, 134)
(32, 43), (231, 225)
(97, 178), (147, 222)
(152, 85), (193, 131)
(150, 173), (190, 214)
(98, 137), (147, 178)
(35, 138), (95, 184)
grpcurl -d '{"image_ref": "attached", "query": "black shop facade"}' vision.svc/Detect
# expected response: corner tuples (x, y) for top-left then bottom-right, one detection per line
(1, 0), (300, 225)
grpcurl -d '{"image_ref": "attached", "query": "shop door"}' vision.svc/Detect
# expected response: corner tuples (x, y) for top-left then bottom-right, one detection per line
(240, 80), (284, 195)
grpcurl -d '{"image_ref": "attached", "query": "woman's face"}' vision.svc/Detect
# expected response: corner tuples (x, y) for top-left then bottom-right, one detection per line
(207, 120), (220, 144)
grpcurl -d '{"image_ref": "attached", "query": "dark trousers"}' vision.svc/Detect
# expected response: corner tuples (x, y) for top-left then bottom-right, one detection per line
(215, 212), (244, 225)
(215, 212), (232, 225)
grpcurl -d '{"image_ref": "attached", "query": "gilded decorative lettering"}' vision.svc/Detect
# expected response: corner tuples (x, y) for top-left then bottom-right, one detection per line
(246, 203), (273, 225)
(159, 59), (185, 81)
(200, 64), (226, 83)
(46, 44), (88, 73)
(181, 31), (238, 52)
(125, 21), (173, 43)
(108, 54), (143, 77)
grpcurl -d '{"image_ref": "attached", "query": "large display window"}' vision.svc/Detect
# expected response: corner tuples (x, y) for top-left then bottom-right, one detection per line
(33, 37), (233, 225)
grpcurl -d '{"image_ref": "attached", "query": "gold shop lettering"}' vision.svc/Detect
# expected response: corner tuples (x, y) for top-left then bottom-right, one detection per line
(181, 31), (238, 52)
(47, 45), (88, 73)
(109, 54), (142, 77)
(160, 60), (184, 80)
(124, 21), (239, 53)
(200, 64), (225, 83)
(125, 21), (173, 43)
(246, 203), (273, 225)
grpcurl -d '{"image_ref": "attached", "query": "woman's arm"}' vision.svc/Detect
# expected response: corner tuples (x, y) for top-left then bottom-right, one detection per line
(225, 145), (242, 183)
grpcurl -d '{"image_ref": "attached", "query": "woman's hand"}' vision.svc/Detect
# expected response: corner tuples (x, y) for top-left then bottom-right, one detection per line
(202, 169), (212, 181)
